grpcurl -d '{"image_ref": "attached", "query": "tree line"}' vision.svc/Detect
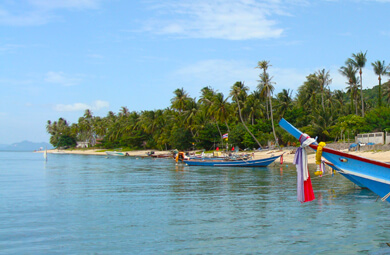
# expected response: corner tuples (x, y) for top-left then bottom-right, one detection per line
(47, 53), (390, 151)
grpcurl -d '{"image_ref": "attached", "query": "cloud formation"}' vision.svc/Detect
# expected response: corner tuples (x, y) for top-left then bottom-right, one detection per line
(54, 100), (109, 112)
(44, 71), (82, 86)
(144, 0), (286, 40)
(0, 0), (100, 26)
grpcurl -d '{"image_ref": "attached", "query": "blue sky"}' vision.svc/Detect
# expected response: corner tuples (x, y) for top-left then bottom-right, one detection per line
(1, 0), (390, 144)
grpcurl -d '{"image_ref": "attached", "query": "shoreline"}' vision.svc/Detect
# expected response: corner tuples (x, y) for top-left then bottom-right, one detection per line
(36, 148), (390, 164)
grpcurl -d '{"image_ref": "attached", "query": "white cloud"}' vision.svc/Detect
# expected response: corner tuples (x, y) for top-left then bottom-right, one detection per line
(0, 8), (49, 26)
(0, 0), (100, 26)
(29, 0), (99, 10)
(44, 71), (82, 86)
(54, 100), (109, 112)
(0, 44), (26, 54)
(144, 0), (286, 40)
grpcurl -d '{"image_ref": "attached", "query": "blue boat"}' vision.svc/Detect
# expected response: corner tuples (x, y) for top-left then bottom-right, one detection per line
(279, 118), (390, 202)
(183, 154), (282, 167)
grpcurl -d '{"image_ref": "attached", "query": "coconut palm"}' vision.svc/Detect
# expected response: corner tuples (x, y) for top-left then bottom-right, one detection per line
(371, 60), (390, 108)
(333, 89), (347, 115)
(275, 89), (293, 118)
(245, 90), (265, 125)
(171, 88), (189, 113)
(256, 60), (278, 147)
(347, 51), (367, 116)
(297, 74), (320, 114)
(230, 81), (262, 148)
(315, 69), (332, 111)
(339, 63), (359, 114)
(182, 98), (200, 138)
(210, 92), (232, 132)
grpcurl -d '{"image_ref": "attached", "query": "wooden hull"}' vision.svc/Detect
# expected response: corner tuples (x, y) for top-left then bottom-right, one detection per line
(279, 118), (390, 202)
(183, 154), (281, 167)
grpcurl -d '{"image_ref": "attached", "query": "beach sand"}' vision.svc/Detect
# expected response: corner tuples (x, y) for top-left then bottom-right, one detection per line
(40, 147), (390, 164)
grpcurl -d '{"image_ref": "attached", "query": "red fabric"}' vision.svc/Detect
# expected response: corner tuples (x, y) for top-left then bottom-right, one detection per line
(216, 147), (219, 151)
(231, 147), (234, 151)
(303, 174), (315, 202)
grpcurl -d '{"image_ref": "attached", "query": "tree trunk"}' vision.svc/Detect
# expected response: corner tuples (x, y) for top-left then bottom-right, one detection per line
(360, 70), (364, 117)
(268, 87), (278, 147)
(225, 121), (230, 133)
(378, 76), (382, 107)
(215, 121), (223, 145)
(235, 95), (262, 149)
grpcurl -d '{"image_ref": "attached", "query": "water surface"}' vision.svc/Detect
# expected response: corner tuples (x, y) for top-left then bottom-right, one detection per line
(1, 151), (390, 254)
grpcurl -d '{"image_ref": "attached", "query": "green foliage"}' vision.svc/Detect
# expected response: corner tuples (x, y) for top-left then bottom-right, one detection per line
(196, 123), (221, 150)
(169, 126), (193, 150)
(46, 62), (390, 151)
(57, 134), (77, 148)
(364, 107), (390, 132)
(330, 114), (366, 139)
(229, 123), (247, 149)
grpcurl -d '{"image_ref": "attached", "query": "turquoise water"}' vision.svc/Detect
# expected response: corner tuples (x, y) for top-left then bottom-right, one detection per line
(1, 151), (390, 254)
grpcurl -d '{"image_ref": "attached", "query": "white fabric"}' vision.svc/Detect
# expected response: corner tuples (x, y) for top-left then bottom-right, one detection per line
(298, 135), (316, 181)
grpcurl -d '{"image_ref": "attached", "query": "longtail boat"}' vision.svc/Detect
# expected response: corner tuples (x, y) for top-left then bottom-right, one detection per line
(279, 118), (390, 202)
(183, 154), (282, 167)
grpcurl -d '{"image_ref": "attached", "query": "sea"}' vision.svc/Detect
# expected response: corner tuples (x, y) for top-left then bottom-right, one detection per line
(1, 151), (390, 255)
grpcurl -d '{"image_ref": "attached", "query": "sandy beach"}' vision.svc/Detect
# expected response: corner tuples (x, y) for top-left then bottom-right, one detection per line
(39, 147), (390, 164)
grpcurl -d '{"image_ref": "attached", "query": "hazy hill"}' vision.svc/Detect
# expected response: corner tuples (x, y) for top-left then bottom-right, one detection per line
(0, 141), (53, 151)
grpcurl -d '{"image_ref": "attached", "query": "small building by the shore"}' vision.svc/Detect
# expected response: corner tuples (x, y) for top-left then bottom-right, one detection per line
(76, 141), (89, 148)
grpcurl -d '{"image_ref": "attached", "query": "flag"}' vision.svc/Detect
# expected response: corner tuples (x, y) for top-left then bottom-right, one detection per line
(222, 133), (228, 139)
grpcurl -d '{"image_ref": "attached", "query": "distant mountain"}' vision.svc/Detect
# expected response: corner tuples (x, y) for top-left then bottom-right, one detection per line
(0, 141), (53, 151)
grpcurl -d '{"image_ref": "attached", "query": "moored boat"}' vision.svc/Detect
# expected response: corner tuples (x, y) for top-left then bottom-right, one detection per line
(183, 154), (282, 167)
(105, 151), (125, 156)
(279, 118), (390, 202)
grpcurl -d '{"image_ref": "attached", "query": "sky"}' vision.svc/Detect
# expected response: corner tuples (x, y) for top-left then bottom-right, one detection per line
(1, 0), (390, 144)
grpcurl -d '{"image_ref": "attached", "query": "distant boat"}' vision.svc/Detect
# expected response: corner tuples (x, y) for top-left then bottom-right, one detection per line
(43, 147), (47, 161)
(279, 118), (390, 202)
(105, 151), (125, 156)
(183, 154), (282, 167)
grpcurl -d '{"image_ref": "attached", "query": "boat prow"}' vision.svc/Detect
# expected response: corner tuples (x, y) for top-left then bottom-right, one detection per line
(279, 118), (390, 202)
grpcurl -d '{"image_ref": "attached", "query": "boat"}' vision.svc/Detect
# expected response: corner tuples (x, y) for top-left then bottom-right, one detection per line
(105, 151), (125, 156)
(43, 147), (47, 161)
(183, 154), (282, 167)
(279, 118), (390, 202)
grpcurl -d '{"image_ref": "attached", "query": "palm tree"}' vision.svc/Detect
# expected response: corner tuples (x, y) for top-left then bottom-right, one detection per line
(230, 81), (262, 148)
(182, 98), (199, 138)
(333, 89), (346, 115)
(210, 92), (232, 132)
(297, 74), (320, 114)
(256, 60), (278, 147)
(245, 90), (265, 125)
(371, 60), (390, 108)
(339, 63), (359, 115)
(171, 88), (189, 113)
(347, 51), (367, 117)
(275, 89), (293, 118)
(315, 69), (332, 111)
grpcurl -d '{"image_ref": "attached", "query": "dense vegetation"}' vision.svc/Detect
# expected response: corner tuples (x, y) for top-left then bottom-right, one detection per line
(47, 54), (390, 151)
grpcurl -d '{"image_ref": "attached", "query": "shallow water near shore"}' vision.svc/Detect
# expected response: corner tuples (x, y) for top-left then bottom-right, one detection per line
(1, 151), (390, 254)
